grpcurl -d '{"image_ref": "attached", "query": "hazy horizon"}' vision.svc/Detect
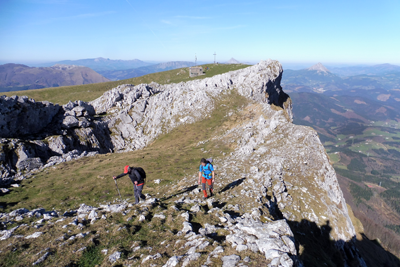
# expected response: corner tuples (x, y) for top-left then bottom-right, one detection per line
(1, 0), (399, 65)
(0, 58), (399, 70)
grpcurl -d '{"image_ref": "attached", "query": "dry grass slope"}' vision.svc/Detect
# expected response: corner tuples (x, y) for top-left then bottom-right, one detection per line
(2, 90), (249, 212)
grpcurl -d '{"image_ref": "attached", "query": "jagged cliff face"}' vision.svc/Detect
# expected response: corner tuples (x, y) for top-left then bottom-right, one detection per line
(0, 60), (288, 179)
(89, 59), (289, 152)
(0, 60), (365, 266)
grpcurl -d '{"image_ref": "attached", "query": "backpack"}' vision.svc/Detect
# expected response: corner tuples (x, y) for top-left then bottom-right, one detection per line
(134, 167), (146, 179)
(201, 158), (214, 179)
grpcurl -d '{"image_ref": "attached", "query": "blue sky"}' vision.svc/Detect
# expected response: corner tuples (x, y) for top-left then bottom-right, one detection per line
(0, 0), (399, 65)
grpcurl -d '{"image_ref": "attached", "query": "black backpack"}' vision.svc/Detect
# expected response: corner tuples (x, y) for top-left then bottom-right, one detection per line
(134, 167), (146, 179)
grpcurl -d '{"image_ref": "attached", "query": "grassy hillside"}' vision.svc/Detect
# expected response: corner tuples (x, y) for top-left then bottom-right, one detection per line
(2, 89), (249, 212)
(2, 64), (249, 105)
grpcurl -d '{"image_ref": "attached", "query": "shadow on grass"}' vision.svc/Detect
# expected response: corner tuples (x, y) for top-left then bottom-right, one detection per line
(218, 178), (246, 193)
(160, 185), (199, 201)
(0, 201), (19, 212)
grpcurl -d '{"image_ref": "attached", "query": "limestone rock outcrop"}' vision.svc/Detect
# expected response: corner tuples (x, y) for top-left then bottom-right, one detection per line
(0, 59), (290, 184)
(0, 96), (60, 138)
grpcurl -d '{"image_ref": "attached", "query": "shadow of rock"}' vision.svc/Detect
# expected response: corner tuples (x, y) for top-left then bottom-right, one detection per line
(263, 196), (400, 266)
(285, 217), (400, 267)
(160, 185), (199, 201)
(218, 178), (246, 193)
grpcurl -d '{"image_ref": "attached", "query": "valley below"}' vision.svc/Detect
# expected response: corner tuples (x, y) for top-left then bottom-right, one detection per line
(287, 63), (400, 262)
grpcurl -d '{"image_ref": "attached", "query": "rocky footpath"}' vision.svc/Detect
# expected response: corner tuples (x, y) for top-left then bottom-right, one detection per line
(0, 60), (367, 266)
(0, 191), (300, 266)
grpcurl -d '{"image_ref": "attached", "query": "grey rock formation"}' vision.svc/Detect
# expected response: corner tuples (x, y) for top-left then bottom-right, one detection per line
(163, 256), (183, 267)
(108, 251), (121, 263)
(62, 116), (79, 129)
(0, 98), (103, 185)
(0, 95), (61, 138)
(221, 255), (241, 267)
(1, 60), (290, 187)
(228, 217), (296, 264)
(88, 59), (290, 153)
(33, 252), (51, 266)
(25, 232), (43, 239)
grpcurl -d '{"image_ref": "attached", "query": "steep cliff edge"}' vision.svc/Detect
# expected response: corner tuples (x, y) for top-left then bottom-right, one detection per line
(0, 60), (366, 266)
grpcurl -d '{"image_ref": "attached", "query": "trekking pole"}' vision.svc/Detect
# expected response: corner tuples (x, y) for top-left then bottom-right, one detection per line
(114, 179), (122, 200)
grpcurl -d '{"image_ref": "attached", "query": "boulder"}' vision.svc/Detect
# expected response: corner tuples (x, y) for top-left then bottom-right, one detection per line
(108, 251), (121, 263)
(9, 208), (29, 217)
(62, 116), (79, 129)
(221, 255), (241, 267)
(0, 95), (60, 138)
(163, 256), (183, 267)
(25, 232), (43, 239)
(16, 157), (43, 171)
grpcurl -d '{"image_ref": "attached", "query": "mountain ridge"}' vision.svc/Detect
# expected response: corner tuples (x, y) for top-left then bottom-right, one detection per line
(0, 63), (109, 92)
(32, 57), (153, 72)
(98, 61), (196, 81)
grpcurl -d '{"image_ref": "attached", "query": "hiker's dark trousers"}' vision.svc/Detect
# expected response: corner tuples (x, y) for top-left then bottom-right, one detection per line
(133, 183), (144, 204)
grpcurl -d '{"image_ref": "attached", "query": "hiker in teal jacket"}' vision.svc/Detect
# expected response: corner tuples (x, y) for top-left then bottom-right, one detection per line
(198, 158), (215, 198)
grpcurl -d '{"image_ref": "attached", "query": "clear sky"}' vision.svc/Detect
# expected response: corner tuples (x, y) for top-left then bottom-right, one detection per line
(0, 0), (399, 65)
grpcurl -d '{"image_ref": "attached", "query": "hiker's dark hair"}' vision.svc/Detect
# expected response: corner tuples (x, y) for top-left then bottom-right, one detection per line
(200, 158), (207, 163)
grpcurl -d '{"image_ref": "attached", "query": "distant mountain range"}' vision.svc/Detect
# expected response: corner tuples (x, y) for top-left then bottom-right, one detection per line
(0, 63), (109, 92)
(329, 63), (400, 77)
(283, 63), (400, 99)
(97, 61), (196, 81)
(33, 57), (154, 72)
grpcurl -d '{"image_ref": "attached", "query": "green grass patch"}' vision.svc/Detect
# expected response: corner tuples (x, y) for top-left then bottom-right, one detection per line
(328, 153), (340, 164)
(386, 224), (400, 235)
(347, 158), (367, 172)
(3, 64), (249, 105)
(371, 170), (380, 175)
(0, 250), (22, 267)
(77, 246), (104, 267)
(380, 189), (400, 214)
(334, 167), (362, 182)
(349, 183), (373, 204)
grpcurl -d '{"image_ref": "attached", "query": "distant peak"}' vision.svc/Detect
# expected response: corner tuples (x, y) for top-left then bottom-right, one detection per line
(308, 62), (330, 73)
(94, 57), (108, 61)
(226, 58), (241, 64)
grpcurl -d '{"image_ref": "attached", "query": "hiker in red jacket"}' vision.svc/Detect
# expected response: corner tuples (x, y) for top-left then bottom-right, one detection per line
(113, 165), (145, 204)
(198, 158), (215, 199)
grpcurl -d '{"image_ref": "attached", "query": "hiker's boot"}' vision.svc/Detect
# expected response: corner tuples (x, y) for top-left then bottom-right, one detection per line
(209, 190), (214, 197)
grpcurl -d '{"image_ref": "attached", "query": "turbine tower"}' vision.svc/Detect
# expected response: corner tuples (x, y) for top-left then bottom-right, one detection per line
(213, 52), (216, 64)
